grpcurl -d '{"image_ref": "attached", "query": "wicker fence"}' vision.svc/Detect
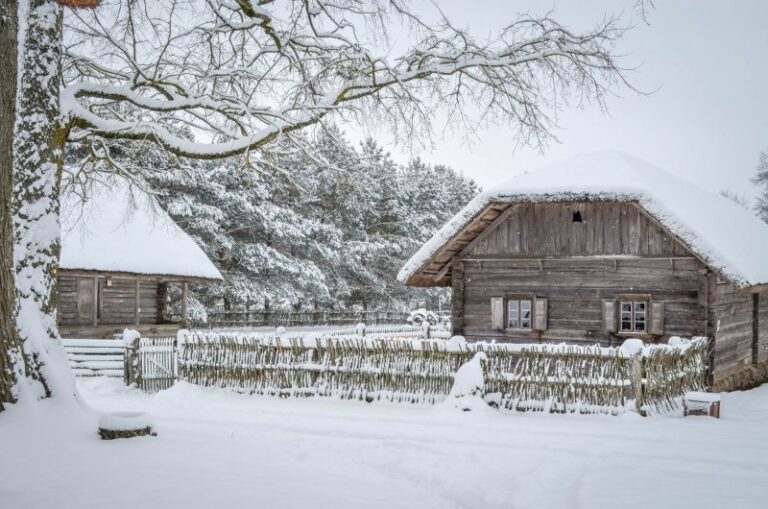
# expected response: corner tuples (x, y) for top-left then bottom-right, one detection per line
(177, 333), (711, 415)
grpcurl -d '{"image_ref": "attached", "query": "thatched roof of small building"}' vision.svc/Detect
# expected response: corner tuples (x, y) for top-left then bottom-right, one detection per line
(60, 177), (222, 282)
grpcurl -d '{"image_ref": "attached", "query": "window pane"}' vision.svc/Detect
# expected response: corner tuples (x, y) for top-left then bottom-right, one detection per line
(507, 300), (519, 328)
(634, 301), (646, 332)
(521, 300), (532, 329)
(620, 301), (633, 331)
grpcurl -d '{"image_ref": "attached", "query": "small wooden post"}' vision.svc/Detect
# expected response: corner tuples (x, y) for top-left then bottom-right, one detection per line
(631, 352), (645, 416)
(125, 337), (142, 388)
(134, 278), (141, 326)
(181, 281), (188, 327)
(92, 275), (99, 327)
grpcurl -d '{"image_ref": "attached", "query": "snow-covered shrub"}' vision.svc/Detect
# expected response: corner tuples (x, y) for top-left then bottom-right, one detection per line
(445, 352), (488, 412)
(406, 308), (438, 326)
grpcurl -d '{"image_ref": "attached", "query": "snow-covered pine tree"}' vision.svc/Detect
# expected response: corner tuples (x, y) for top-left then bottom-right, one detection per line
(754, 151), (768, 223)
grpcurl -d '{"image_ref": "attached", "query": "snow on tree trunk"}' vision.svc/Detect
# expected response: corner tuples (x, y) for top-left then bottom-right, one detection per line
(0, 0), (24, 411)
(10, 0), (76, 405)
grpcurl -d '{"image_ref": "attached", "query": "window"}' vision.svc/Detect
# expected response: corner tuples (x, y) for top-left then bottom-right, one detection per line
(507, 298), (533, 330)
(619, 299), (648, 333)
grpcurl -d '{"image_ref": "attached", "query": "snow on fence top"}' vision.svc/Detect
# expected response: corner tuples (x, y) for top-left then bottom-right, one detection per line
(60, 177), (223, 281)
(399, 151), (768, 288)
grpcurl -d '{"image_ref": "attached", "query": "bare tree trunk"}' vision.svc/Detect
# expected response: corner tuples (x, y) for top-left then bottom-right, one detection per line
(0, 0), (23, 411)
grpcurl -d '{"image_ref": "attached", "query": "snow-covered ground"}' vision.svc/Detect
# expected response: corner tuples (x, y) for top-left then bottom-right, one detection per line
(2, 380), (767, 509)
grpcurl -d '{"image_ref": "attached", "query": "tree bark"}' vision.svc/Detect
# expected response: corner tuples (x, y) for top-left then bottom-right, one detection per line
(0, 0), (22, 411)
(10, 0), (71, 405)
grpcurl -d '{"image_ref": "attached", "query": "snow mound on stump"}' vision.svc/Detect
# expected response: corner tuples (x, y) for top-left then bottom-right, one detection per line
(98, 411), (156, 440)
(445, 352), (488, 412)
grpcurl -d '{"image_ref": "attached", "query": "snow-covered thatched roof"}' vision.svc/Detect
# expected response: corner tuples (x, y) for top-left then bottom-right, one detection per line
(399, 152), (768, 289)
(60, 178), (223, 281)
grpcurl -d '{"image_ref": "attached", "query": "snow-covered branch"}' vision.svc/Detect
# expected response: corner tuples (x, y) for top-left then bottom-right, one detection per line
(61, 0), (632, 159)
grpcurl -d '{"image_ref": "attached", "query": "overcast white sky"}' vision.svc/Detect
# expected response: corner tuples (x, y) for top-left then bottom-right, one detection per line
(351, 0), (768, 199)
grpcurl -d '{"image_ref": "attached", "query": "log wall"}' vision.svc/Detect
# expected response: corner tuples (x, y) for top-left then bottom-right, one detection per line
(459, 257), (706, 346)
(759, 293), (768, 364)
(58, 273), (162, 327)
(711, 281), (753, 380)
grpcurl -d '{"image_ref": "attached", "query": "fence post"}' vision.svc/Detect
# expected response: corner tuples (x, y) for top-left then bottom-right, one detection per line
(631, 351), (645, 416)
(422, 322), (431, 339)
(355, 322), (366, 337)
(125, 337), (142, 389)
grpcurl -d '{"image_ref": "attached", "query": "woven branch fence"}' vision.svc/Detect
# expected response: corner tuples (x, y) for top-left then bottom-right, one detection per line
(177, 333), (711, 415)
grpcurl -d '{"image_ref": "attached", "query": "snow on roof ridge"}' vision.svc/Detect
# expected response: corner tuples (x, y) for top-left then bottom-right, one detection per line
(399, 151), (768, 287)
(60, 177), (223, 281)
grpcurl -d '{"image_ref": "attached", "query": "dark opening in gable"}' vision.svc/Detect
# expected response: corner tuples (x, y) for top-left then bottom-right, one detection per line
(572, 210), (583, 223)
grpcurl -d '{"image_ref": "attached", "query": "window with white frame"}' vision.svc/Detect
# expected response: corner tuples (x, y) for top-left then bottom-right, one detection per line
(507, 298), (533, 330)
(619, 299), (648, 333)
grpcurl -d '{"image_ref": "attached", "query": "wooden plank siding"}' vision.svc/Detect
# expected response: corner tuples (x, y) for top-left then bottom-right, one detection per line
(462, 202), (691, 258)
(58, 273), (163, 327)
(711, 281), (756, 379)
(460, 257), (706, 345)
(758, 292), (768, 364)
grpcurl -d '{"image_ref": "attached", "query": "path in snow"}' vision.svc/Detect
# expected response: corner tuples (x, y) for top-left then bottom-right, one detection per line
(1, 379), (766, 509)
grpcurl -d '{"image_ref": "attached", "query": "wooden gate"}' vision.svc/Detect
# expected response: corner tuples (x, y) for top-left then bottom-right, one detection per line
(133, 337), (176, 393)
(62, 338), (126, 378)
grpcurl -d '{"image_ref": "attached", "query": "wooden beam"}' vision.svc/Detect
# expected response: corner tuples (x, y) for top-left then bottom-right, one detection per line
(92, 275), (98, 327)
(181, 282), (189, 328)
(58, 268), (221, 285)
(459, 204), (519, 257)
(433, 262), (452, 282)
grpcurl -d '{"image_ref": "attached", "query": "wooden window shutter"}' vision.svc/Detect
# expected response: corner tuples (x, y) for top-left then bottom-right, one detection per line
(491, 297), (504, 330)
(603, 299), (617, 333)
(650, 301), (665, 335)
(534, 298), (548, 331)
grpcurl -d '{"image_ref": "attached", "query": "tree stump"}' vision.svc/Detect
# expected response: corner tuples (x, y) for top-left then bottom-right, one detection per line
(98, 411), (156, 440)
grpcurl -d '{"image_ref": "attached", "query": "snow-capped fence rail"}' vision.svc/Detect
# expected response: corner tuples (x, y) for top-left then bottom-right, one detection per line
(62, 339), (127, 378)
(176, 334), (711, 414)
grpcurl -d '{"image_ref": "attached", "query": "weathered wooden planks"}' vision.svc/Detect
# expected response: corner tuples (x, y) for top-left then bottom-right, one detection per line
(58, 272), (165, 332)
(459, 257), (706, 345)
(463, 202), (691, 258)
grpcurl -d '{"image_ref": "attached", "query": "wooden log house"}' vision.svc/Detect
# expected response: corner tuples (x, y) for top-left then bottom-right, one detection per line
(400, 152), (768, 391)
(58, 178), (222, 338)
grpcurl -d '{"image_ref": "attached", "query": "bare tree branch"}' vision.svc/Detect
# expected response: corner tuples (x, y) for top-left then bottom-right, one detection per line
(62, 0), (635, 160)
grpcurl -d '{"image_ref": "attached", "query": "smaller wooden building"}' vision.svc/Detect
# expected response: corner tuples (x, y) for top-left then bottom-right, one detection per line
(58, 179), (222, 338)
(400, 152), (768, 391)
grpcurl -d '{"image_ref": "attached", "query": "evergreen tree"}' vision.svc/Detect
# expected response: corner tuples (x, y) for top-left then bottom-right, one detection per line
(754, 151), (768, 223)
